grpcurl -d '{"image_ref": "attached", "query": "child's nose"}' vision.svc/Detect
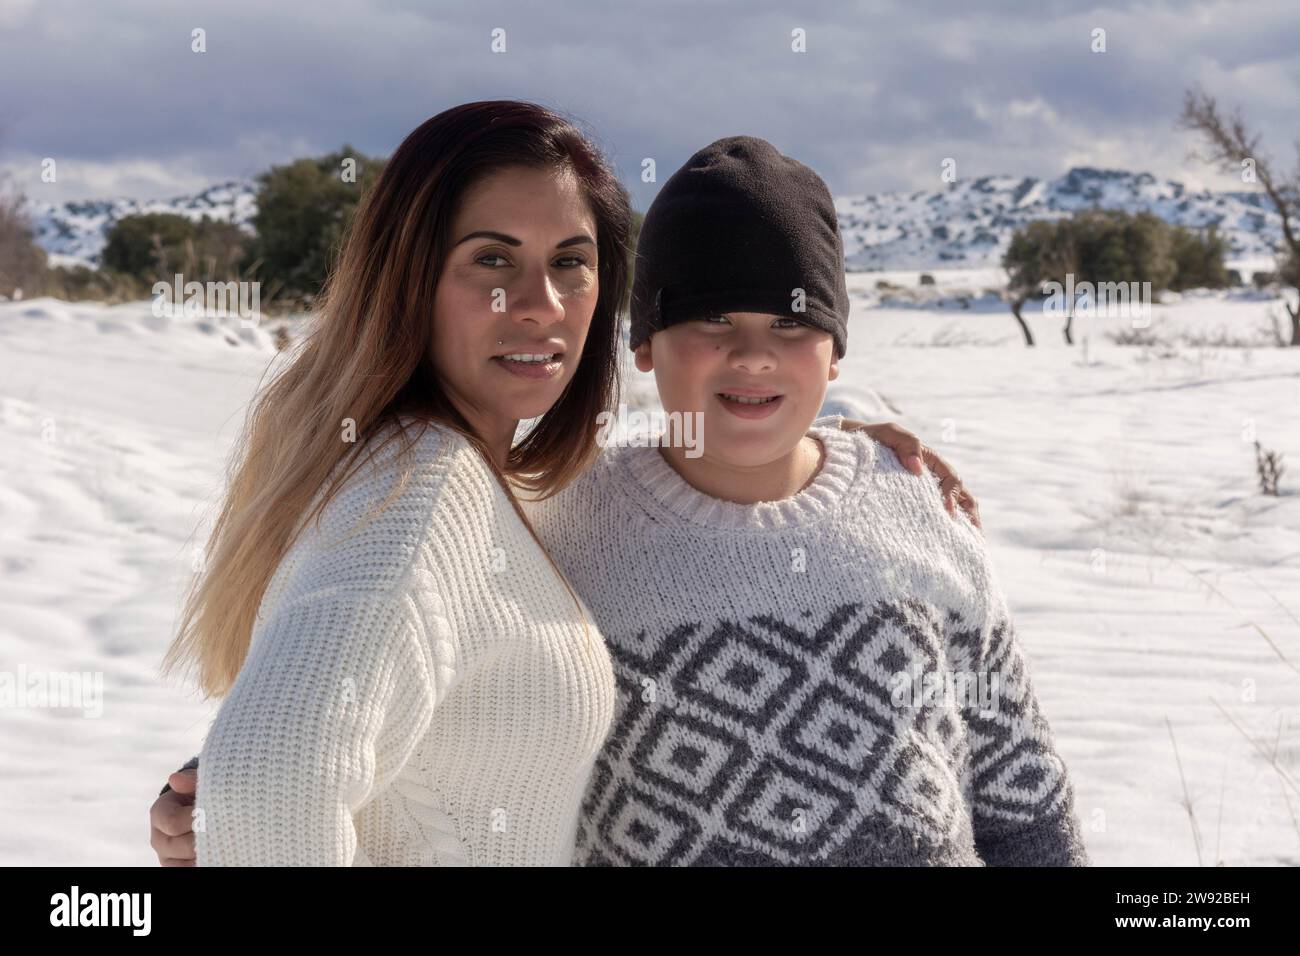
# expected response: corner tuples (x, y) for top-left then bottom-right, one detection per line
(728, 344), (777, 373)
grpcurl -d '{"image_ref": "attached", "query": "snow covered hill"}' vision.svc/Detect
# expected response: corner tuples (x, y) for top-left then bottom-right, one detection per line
(26, 167), (1287, 273)
(836, 167), (1284, 270)
(28, 182), (256, 269)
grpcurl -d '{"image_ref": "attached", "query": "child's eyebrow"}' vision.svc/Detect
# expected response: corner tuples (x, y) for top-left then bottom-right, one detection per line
(454, 230), (594, 249)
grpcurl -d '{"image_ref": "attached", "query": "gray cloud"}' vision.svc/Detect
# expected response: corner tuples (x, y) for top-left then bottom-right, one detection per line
(2, 0), (1296, 204)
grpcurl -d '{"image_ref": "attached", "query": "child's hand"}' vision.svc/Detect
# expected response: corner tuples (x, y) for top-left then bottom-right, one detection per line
(838, 419), (982, 531)
(150, 766), (198, 866)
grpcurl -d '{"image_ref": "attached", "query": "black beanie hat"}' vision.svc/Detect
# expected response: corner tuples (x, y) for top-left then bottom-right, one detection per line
(629, 136), (849, 358)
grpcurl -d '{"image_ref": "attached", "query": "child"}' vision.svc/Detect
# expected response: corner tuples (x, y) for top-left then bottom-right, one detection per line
(521, 136), (1089, 866)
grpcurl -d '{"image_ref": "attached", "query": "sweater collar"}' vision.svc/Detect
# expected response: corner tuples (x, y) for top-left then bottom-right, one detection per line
(609, 422), (874, 532)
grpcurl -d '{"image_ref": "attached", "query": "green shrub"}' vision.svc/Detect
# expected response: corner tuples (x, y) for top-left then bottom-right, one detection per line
(246, 144), (385, 303)
(1168, 224), (1228, 290)
(101, 213), (248, 285)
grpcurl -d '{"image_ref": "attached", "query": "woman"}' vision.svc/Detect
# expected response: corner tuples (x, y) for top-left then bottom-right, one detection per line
(151, 100), (978, 866)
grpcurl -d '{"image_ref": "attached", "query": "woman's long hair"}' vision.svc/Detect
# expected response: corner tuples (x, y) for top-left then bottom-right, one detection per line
(162, 101), (632, 698)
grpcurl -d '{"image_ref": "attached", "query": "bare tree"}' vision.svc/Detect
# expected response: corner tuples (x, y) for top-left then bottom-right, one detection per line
(1180, 86), (1300, 345)
(0, 122), (49, 298)
(0, 174), (48, 299)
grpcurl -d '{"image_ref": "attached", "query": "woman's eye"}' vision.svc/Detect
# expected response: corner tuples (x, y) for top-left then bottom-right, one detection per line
(475, 254), (510, 268)
(554, 255), (589, 268)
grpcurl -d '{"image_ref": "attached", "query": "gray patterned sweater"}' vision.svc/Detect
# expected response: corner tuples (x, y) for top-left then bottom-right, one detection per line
(521, 421), (1089, 866)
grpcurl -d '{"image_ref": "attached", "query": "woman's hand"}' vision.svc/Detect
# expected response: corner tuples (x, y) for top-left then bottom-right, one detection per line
(838, 419), (982, 531)
(149, 766), (198, 866)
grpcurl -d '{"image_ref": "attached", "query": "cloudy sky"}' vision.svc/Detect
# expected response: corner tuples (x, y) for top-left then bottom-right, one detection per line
(2, 0), (1297, 207)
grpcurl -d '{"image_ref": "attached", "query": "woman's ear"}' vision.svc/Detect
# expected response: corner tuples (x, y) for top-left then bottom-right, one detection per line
(633, 341), (654, 373)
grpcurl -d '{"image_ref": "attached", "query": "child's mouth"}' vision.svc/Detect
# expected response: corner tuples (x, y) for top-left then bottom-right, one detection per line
(716, 391), (784, 419)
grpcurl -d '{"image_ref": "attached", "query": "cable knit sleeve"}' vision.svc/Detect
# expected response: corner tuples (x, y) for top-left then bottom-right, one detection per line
(194, 584), (439, 866)
(944, 519), (1090, 867)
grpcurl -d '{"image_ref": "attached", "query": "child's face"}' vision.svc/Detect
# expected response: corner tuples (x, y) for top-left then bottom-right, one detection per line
(634, 311), (839, 467)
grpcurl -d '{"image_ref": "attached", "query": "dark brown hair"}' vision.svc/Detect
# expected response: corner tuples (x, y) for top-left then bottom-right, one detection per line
(164, 101), (632, 697)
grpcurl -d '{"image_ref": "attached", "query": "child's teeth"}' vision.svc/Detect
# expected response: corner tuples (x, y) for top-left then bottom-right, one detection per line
(722, 393), (777, 404)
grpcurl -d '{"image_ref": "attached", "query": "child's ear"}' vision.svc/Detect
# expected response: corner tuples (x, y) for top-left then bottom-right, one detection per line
(828, 352), (840, 382)
(633, 341), (654, 373)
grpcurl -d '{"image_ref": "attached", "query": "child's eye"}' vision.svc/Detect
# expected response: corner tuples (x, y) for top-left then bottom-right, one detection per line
(699, 314), (730, 324)
(772, 318), (802, 329)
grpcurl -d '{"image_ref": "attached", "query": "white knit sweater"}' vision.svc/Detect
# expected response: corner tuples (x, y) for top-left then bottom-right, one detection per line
(194, 419), (616, 866)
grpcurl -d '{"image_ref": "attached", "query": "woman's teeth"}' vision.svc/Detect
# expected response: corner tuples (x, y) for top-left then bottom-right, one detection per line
(719, 393), (778, 404)
(500, 353), (558, 363)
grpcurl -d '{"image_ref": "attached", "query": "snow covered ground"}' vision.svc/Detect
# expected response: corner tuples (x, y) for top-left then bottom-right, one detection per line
(1, 272), (1298, 866)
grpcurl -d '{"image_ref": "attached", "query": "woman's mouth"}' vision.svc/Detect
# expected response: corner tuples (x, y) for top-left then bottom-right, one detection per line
(491, 352), (564, 379)
(716, 391), (784, 419)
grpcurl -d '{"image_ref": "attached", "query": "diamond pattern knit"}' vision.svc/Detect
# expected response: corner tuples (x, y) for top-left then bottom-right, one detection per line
(521, 422), (1089, 866)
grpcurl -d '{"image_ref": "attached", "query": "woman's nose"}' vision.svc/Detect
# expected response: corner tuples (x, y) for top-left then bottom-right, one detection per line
(508, 267), (565, 326)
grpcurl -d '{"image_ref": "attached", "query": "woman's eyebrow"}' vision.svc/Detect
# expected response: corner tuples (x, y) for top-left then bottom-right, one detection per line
(455, 230), (521, 247)
(453, 230), (595, 249)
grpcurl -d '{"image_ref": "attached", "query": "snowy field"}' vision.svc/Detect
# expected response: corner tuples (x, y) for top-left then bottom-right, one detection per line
(1, 270), (1298, 866)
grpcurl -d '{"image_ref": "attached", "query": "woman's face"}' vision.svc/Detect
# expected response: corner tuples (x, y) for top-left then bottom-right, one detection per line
(430, 164), (600, 437)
